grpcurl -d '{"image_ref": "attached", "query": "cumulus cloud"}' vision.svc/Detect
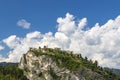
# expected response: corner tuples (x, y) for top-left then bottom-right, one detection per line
(78, 18), (87, 30)
(1, 13), (120, 69)
(57, 13), (76, 35)
(17, 19), (31, 29)
(0, 45), (4, 50)
(26, 31), (41, 39)
(3, 35), (20, 49)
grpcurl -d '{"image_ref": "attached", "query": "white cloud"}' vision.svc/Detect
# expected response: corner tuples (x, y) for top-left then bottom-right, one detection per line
(26, 31), (41, 39)
(3, 35), (20, 49)
(0, 45), (4, 50)
(1, 13), (120, 69)
(78, 18), (87, 30)
(17, 19), (31, 29)
(57, 13), (76, 35)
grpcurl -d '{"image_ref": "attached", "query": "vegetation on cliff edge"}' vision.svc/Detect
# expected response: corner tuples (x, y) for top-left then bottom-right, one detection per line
(29, 47), (120, 80)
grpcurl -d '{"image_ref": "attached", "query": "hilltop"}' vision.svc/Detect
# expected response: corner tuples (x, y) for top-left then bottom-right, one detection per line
(19, 46), (120, 80)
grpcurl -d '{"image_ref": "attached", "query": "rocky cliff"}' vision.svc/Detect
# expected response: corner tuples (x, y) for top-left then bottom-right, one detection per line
(19, 47), (120, 80)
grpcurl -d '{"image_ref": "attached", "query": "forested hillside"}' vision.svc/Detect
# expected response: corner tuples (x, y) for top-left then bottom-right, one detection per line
(0, 62), (28, 80)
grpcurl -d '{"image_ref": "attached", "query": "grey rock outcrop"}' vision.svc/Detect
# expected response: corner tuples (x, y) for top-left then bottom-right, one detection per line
(19, 47), (108, 80)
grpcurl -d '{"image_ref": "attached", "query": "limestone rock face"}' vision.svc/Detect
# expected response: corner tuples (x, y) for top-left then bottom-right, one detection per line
(19, 47), (107, 80)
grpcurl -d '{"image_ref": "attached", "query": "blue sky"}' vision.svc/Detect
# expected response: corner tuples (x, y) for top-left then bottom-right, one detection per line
(0, 0), (120, 39)
(0, 0), (120, 69)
